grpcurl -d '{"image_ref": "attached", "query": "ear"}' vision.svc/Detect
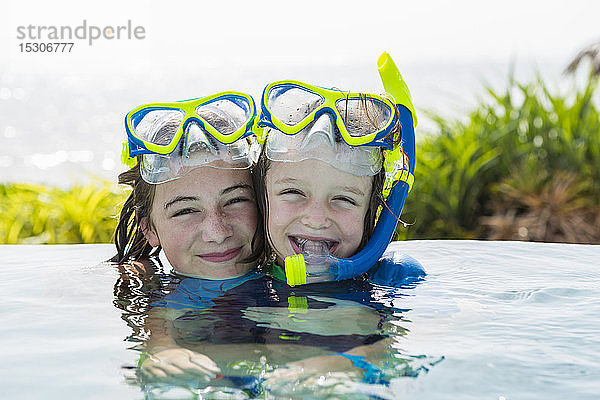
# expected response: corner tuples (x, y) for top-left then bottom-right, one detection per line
(140, 216), (160, 247)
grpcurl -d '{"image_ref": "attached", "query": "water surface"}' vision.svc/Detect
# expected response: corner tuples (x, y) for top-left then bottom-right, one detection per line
(1, 240), (598, 399)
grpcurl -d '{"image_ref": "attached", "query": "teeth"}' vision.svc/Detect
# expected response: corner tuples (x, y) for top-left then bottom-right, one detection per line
(292, 237), (335, 256)
(303, 241), (327, 255)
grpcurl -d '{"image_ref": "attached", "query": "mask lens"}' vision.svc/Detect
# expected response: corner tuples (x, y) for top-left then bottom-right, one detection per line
(266, 115), (382, 177)
(130, 109), (184, 146)
(267, 84), (324, 126)
(140, 153), (183, 184)
(182, 123), (251, 169)
(335, 97), (393, 137)
(195, 96), (252, 136)
(140, 123), (252, 184)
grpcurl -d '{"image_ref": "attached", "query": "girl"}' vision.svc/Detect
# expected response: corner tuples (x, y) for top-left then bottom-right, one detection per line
(249, 53), (426, 389)
(254, 52), (423, 287)
(113, 92), (265, 382)
(113, 91), (263, 275)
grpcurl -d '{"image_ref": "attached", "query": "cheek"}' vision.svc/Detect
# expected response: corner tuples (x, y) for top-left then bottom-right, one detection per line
(337, 209), (367, 245)
(158, 220), (195, 245)
(267, 199), (299, 231)
(228, 205), (258, 237)
(266, 200), (296, 250)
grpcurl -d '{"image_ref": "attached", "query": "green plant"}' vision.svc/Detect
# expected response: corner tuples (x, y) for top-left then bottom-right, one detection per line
(397, 70), (600, 243)
(398, 121), (501, 239)
(482, 163), (600, 243)
(0, 180), (128, 244)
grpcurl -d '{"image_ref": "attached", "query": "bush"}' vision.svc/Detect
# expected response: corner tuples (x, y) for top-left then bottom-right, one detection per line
(0, 181), (128, 244)
(398, 71), (600, 243)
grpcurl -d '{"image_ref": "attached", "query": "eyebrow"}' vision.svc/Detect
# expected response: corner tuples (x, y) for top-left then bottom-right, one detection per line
(274, 177), (302, 185)
(274, 178), (366, 197)
(221, 183), (253, 196)
(163, 184), (253, 209)
(339, 186), (366, 197)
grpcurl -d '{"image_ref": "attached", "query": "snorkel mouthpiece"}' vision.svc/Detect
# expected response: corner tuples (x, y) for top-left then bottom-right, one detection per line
(285, 255), (307, 286)
(283, 51), (416, 285)
(284, 239), (337, 286)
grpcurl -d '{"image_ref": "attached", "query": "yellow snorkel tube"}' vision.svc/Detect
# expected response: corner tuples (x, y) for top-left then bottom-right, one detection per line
(377, 52), (417, 127)
(284, 51), (417, 286)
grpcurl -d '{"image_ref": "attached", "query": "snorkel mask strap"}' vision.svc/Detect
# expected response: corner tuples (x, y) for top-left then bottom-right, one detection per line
(121, 141), (138, 168)
(329, 52), (417, 281)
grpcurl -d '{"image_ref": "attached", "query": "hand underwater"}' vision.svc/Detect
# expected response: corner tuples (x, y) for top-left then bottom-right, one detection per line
(140, 348), (220, 382)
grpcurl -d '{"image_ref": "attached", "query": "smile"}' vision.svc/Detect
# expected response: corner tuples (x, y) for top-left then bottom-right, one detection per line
(288, 235), (339, 256)
(198, 247), (242, 263)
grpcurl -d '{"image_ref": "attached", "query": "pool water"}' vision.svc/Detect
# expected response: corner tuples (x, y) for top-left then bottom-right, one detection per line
(1, 240), (599, 399)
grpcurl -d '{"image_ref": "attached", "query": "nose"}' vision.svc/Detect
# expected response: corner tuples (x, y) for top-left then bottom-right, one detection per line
(200, 209), (234, 244)
(300, 199), (332, 230)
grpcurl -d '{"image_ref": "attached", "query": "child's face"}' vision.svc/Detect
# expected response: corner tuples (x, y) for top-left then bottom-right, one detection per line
(144, 167), (257, 279)
(265, 159), (372, 265)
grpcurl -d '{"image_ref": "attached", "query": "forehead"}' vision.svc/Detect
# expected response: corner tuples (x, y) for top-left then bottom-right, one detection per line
(153, 167), (252, 204)
(267, 159), (372, 194)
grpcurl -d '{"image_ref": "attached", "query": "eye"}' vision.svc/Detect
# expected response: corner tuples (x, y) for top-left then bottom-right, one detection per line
(224, 196), (251, 207)
(332, 196), (358, 206)
(171, 207), (200, 217)
(279, 188), (306, 199)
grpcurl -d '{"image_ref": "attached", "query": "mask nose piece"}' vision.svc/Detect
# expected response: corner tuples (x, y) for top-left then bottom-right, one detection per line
(183, 122), (219, 159)
(299, 114), (335, 151)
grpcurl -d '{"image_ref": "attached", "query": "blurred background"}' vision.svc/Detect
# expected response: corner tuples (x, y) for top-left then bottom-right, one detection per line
(1, 0), (599, 244)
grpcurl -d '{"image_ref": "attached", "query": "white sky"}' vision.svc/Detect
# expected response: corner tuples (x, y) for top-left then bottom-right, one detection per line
(1, 0), (599, 184)
(3, 0), (599, 74)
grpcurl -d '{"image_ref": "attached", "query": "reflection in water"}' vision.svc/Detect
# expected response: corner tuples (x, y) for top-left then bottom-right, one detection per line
(113, 259), (439, 399)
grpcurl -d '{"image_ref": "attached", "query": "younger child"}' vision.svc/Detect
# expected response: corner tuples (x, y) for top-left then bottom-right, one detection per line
(254, 52), (424, 287)
(249, 54), (427, 390)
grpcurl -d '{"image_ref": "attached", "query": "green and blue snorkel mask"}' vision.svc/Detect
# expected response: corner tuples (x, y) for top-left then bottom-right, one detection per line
(121, 92), (258, 184)
(257, 52), (417, 286)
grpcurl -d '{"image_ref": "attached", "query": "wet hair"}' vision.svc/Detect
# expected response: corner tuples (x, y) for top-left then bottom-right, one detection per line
(253, 117), (403, 265)
(112, 163), (160, 264)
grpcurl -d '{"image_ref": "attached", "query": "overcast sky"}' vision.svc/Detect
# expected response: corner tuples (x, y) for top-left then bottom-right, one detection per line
(1, 0), (599, 184)
(3, 0), (599, 75)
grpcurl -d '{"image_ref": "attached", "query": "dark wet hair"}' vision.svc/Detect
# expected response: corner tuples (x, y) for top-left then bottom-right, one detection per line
(112, 163), (160, 264)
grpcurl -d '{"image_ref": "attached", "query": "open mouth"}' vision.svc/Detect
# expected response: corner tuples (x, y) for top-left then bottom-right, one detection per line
(288, 235), (339, 256)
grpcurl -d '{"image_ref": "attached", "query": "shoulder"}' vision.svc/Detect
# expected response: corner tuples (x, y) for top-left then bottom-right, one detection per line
(367, 250), (426, 287)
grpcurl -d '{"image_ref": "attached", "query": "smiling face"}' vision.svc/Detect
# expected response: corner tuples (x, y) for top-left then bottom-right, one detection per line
(143, 166), (258, 279)
(265, 159), (372, 265)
